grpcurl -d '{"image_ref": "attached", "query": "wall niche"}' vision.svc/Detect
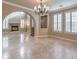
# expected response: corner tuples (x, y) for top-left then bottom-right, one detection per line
(41, 15), (47, 28)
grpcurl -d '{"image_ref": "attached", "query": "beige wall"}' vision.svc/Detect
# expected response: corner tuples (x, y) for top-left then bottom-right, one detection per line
(2, 3), (36, 20)
(48, 8), (77, 40)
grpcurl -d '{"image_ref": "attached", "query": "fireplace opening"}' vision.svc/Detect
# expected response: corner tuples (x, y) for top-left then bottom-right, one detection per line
(11, 26), (19, 31)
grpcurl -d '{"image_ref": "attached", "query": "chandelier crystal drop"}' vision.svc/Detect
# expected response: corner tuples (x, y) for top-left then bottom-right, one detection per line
(34, 0), (49, 15)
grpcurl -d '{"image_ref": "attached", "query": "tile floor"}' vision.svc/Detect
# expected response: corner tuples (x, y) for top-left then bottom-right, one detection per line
(2, 32), (77, 59)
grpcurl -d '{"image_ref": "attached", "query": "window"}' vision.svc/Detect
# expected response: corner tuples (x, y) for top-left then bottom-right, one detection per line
(3, 19), (8, 29)
(65, 11), (77, 33)
(54, 14), (62, 32)
(20, 19), (24, 28)
(65, 12), (71, 32)
(72, 11), (77, 32)
(54, 15), (57, 31)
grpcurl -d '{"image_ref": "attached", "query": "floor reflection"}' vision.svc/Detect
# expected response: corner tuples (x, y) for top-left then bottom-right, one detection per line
(2, 32), (77, 59)
(3, 52), (9, 59)
(20, 33), (24, 43)
(19, 46), (25, 58)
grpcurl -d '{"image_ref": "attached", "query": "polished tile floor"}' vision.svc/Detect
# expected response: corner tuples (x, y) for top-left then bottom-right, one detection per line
(2, 32), (77, 59)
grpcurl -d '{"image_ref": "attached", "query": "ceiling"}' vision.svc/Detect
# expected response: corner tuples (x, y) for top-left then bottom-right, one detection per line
(3, 0), (77, 11)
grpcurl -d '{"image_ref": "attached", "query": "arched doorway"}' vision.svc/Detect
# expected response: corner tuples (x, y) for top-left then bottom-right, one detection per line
(2, 11), (36, 36)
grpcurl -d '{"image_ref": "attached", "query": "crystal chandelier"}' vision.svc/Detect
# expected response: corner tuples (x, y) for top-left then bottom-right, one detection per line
(34, 0), (48, 15)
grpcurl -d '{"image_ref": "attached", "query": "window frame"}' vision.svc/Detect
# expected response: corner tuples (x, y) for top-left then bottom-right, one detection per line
(54, 13), (62, 32)
(64, 10), (77, 34)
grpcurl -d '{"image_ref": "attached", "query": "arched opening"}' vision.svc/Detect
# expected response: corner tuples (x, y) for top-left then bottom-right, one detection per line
(3, 11), (36, 36)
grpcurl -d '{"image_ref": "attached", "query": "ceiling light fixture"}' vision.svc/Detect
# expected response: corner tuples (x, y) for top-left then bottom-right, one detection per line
(34, 0), (49, 15)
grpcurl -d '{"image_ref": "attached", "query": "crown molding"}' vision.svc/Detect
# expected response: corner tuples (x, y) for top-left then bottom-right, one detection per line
(2, 0), (34, 12)
(49, 3), (77, 13)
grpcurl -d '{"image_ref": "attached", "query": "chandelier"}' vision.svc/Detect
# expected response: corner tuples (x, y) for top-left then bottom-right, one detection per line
(34, 0), (48, 15)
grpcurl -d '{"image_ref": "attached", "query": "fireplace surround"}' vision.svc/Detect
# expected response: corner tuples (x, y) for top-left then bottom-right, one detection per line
(9, 23), (19, 31)
(11, 26), (19, 31)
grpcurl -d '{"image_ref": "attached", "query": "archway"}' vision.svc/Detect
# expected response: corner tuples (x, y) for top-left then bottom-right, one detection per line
(2, 11), (36, 36)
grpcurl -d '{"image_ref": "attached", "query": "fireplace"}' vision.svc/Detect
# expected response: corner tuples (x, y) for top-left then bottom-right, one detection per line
(11, 26), (19, 31)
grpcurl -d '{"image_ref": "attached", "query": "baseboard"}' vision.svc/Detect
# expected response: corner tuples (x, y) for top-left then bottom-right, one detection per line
(35, 35), (76, 43)
(35, 35), (49, 38)
(49, 35), (77, 43)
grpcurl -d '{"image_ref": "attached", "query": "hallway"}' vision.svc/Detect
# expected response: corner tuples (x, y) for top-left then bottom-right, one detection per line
(3, 32), (77, 59)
